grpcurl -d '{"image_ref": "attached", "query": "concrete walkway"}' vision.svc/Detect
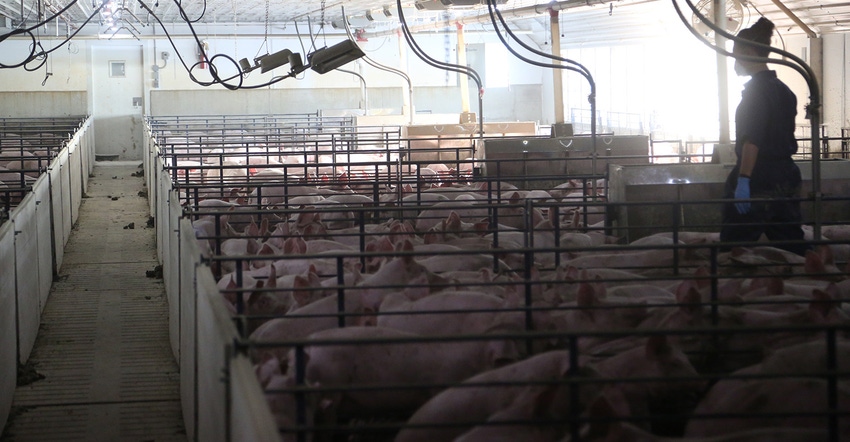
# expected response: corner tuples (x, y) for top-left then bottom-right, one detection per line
(2, 162), (185, 441)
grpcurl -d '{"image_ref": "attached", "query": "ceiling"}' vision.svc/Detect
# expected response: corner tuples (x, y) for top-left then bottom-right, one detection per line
(0, 0), (848, 39)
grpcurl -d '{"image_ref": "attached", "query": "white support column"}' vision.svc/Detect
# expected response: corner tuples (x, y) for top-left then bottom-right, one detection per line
(550, 8), (564, 124)
(457, 22), (470, 114)
(714, 0), (730, 145)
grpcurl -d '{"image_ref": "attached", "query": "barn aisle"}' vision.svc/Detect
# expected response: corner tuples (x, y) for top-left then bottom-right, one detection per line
(2, 162), (186, 441)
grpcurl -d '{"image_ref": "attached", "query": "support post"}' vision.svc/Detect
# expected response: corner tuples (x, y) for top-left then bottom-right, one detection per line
(550, 8), (564, 124)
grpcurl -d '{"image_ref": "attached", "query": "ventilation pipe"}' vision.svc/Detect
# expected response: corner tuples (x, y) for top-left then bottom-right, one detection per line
(368, 0), (616, 37)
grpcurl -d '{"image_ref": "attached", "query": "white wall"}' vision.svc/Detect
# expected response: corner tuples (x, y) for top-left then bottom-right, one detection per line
(0, 38), (90, 117)
(0, 38), (90, 92)
(145, 33), (546, 121)
(0, 26), (847, 137)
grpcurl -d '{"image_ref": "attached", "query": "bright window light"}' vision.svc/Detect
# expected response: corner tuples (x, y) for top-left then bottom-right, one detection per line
(485, 43), (510, 88)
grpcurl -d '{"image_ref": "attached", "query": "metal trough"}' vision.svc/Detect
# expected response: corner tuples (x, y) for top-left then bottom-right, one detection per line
(480, 135), (649, 188)
(607, 159), (850, 242)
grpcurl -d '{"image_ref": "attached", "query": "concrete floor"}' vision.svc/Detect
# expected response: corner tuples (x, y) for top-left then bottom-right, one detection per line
(2, 163), (186, 441)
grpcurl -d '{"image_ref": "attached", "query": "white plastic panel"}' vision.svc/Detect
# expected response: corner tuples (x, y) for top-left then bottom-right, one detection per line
(157, 164), (170, 265)
(230, 355), (281, 442)
(179, 219), (201, 442)
(145, 133), (157, 216)
(49, 152), (67, 270)
(13, 193), (40, 363)
(196, 267), (238, 442)
(32, 176), (53, 312)
(0, 222), (17, 429)
(79, 119), (95, 188)
(59, 152), (72, 248)
(68, 141), (83, 225)
(166, 190), (182, 359)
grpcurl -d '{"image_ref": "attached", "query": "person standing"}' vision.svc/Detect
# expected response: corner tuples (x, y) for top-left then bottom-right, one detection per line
(720, 17), (808, 255)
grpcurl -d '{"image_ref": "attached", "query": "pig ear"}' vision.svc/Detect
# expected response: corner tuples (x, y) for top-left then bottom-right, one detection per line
(423, 231), (438, 244)
(378, 236), (394, 252)
(674, 279), (698, 300)
(292, 276), (314, 307)
(282, 237), (298, 255)
(824, 282), (840, 300)
(584, 387), (630, 440)
(257, 243), (277, 257)
(357, 307), (377, 327)
(259, 218), (270, 238)
(397, 239), (415, 259)
(645, 335), (672, 359)
(224, 274), (238, 291)
(446, 211), (461, 229)
(245, 220), (259, 237)
(247, 238), (261, 255)
(692, 266), (711, 288)
(296, 237), (307, 254)
(266, 264), (277, 288)
(676, 287), (702, 317)
(804, 249), (826, 275)
(508, 191), (521, 204)
(817, 245), (834, 265)
(526, 385), (558, 419)
(577, 282), (599, 307)
(809, 290), (836, 322)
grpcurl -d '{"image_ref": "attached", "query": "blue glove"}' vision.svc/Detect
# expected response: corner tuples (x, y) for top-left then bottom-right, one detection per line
(734, 176), (751, 214)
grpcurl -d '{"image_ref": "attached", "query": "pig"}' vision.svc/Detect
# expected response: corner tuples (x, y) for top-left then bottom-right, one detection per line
(285, 326), (523, 425)
(263, 374), (320, 442)
(684, 378), (850, 438)
(452, 384), (571, 442)
(248, 291), (374, 367)
(561, 247), (686, 275)
(576, 387), (831, 442)
(709, 291), (850, 372)
(377, 290), (528, 344)
(583, 336), (705, 429)
(549, 281), (651, 352)
(397, 336), (701, 442)
(747, 339), (850, 378)
(394, 350), (598, 442)
(219, 237), (261, 273)
(354, 240), (449, 310)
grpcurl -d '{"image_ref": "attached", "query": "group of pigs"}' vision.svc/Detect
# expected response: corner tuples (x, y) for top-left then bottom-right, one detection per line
(0, 140), (53, 218)
(184, 161), (850, 441)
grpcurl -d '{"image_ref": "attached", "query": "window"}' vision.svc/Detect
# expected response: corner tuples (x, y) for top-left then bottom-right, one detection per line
(109, 61), (125, 78)
(485, 43), (510, 88)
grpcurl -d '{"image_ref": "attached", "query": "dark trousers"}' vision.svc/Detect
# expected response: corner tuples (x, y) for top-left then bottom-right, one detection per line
(719, 173), (808, 256)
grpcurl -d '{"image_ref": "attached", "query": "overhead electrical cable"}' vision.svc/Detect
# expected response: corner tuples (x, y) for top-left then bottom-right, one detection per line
(396, 0), (484, 137)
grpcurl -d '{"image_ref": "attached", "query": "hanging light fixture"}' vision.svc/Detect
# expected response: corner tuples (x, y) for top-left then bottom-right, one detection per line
(307, 40), (365, 74)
